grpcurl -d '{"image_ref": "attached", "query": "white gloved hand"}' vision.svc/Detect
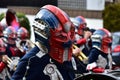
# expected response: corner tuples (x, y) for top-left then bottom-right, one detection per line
(86, 62), (97, 71)
(7, 61), (16, 71)
(7, 57), (20, 71)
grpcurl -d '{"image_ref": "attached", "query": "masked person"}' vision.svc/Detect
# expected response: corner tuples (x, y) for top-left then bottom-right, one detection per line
(3, 26), (25, 58)
(73, 16), (92, 56)
(2, 26), (25, 79)
(10, 5), (83, 80)
(86, 28), (112, 73)
(0, 38), (16, 80)
(71, 16), (93, 74)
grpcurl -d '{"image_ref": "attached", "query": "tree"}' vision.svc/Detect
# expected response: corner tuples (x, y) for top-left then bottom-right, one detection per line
(103, 3), (120, 32)
(16, 12), (31, 37)
(0, 13), (5, 21)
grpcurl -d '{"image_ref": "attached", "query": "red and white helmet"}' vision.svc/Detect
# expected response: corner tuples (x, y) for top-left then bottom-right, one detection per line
(3, 26), (17, 45)
(17, 27), (29, 40)
(91, 28), (112, 54)
(73, 16), (87, 36)
(33, 5), (75, 63)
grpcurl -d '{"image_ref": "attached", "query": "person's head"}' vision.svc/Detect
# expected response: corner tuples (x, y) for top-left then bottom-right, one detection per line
(3, 26), (17, 45)
(32, 5), (75, 63)
(91, 28), (112, 54)
(73, 16), (87, 36)
(17, 27), (29, 41)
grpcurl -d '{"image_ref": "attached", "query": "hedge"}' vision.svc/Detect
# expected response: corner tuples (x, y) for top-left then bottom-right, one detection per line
(103, 3), (120, 32)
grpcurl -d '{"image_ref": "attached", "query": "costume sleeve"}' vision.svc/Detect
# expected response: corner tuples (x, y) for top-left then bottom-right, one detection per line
(11, 59), (28, 80)
(11, 46), (39, 80)
(88, 48), (100, 63)
(76, 38), (86, 45)
(0, 62), (6, 73)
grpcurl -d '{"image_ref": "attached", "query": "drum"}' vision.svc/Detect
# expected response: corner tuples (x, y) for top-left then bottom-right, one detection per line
(74, 72), (119, 80)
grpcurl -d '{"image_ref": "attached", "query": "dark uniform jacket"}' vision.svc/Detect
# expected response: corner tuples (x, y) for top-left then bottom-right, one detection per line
(11, 45), (76, 80)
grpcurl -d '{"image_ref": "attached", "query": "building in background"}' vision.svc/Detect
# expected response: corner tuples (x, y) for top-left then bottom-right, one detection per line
(0, 0), (118, 41)
(0, 0), (116, 19)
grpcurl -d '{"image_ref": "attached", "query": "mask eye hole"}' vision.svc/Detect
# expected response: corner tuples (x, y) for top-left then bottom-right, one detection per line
(55, 31), (67, 41)
(58, 35), (67, 40)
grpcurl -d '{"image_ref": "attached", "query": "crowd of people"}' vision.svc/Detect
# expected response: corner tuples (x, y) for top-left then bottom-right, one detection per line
(0, 9), (33, 80)
(0, 5), (113, 80)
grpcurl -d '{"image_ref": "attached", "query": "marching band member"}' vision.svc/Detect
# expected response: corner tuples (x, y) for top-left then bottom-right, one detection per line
(71, 16), (92, 74)
(86, 28), (112, 73)
(73, 16), (92, 56)
(11, 5), (81, 80)
(2, 26), (25, 79)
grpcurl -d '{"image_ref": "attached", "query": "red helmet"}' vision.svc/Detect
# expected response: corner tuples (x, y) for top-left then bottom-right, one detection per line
(17, 27), (29, 40)
(91, 28), (112, 54)
(74, 16), (87, 35)
(3, 26), (17, 44)
(33, 5), (75, 63)
(0, 38), (6, 54)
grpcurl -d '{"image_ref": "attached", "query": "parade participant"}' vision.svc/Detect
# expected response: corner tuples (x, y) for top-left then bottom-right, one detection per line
(86, 28), (112, 73)
(72, 16), (92, 73)
(11, 5), (81, 80)
(0, 38), (15, 80)
(3, 26), (25, 58)
(16, 27), (34, 53)
(73, 16), (92, 56)
(2, 26), (25, 79)
(0, 38), (19, 80)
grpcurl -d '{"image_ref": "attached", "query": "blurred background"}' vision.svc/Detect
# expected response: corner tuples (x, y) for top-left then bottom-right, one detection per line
(0, 0), (120, 41)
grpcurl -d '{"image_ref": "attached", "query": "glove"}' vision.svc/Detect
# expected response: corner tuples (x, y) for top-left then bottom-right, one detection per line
(92, 67), (105, 73)
(86, 62), (97, 71)
(7, 57), (20, 71)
